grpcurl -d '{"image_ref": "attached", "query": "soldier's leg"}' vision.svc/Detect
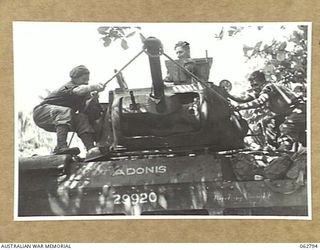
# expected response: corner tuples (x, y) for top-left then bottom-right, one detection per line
(73, 113), (105, 160)
(33, 104), (79, 154)
(73, 113), (95, 151)
(33, 104), (57, 132)
(263, 115), (285, 148)
(278, 104), (306, 150)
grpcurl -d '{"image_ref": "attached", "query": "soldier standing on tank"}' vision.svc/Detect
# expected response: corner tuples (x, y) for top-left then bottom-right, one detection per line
(231, 70), (306, 151)
(164, 41), (195, 84)
(174, 41), (191, 59)
(33, 65), (105, 158)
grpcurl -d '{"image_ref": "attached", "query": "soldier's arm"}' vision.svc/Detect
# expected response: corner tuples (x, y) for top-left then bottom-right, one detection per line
(184, 60), (195, 73)
(163, 74), (173, 82)
(163, 68), (174, 82)
(236, 93), (269, 110)
(226, 93), (254, 103)
(73, 83), (105, 96)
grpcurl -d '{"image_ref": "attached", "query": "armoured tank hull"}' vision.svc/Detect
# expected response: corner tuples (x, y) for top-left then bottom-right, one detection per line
(18, 149), (308, 217)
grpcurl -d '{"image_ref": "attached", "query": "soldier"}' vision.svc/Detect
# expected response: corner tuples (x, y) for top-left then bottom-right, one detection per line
(33, 65), (105, 158)
(164, 41), (196, 84)
(231, 70), (306, 150)
(174, 41), (191, 59)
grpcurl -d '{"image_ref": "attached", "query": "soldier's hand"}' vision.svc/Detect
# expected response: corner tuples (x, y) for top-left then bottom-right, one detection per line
(229, 104), (237, 111)
(230, 104), (242, 112)
(91, 83), (105, 92)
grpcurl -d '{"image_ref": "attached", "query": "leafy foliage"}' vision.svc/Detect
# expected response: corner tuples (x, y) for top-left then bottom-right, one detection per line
(97, 26), (145, 50)
(214, 25), (308, 90)
(18, 111), (55, 157)
(218, 25), (308, 148)
(227, 26), (245, 37)
(18, 111), (85, 157)
(243, 27), (308, 88)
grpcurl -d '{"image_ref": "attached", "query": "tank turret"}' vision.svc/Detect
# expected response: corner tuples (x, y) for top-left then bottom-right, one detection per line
(97, 37), (248, 154)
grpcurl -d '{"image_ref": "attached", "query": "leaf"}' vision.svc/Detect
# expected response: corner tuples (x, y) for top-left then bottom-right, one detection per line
(118, 28), (125, 35)
(97, 26), (110, 35)
(243, 45), (254, 57)
(298, 25), (307, 31)
(263, 44), (272, 54)
(109, 29), (119, 37)
(215, 28), (224, 40)
(228, 30), (235, 36)
(276, 51), (286, 61)
(293, 31), (302, 42)
(254, 41), (263, 51)
(278, 41), (287, 50)
(103, 37), (112, 47)
(234, 29), (241, 36)
(264, 64), (275, 74)
(126, 31), (136, 38)
(139, 33), (146, 42)
(121, 39), (129, 50)
(228, 26), (242, 37)
(249, 41), (263, 57)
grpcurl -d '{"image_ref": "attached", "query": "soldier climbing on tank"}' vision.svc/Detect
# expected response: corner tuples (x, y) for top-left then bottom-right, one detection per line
(33, 65), (105, 158)
(230, 70), (306, 151)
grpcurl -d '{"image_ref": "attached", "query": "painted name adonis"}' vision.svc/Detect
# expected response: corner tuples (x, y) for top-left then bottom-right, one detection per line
(112, 165), (167, 176)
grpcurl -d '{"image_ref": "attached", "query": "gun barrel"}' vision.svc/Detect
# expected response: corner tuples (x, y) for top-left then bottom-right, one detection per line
(143, 37), (165, 102)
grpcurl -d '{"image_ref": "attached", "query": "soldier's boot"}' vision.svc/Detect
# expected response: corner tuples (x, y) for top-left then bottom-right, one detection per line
(80, 133), (103, 161)
(79, 133), (95, 151)
(53, 125), (80, 155)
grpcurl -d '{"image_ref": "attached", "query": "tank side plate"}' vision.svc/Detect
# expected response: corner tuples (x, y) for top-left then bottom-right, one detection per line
(42, 180), (307, 216)
(74, 155), (223, 188)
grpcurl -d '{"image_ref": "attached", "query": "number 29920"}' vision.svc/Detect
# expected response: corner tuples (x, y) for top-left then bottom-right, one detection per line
(114, 192), (158, 205)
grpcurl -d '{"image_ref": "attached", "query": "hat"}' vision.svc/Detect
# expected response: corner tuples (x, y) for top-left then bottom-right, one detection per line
(174, 41), (190, 50)
(69, 65), (90, 79)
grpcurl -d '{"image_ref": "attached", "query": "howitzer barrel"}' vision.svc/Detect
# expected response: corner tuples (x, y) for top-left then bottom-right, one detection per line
(143, 37), (166, 112)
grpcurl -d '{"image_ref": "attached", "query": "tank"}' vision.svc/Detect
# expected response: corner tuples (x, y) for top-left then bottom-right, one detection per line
(18, 37), (308, 217)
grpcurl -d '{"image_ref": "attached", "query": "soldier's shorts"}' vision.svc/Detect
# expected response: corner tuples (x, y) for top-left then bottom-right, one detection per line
(33, 104), (94, 135)
(279, 103), (306, 146)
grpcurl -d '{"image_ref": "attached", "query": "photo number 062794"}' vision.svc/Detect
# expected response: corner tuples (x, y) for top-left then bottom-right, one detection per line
(15, 22), (311, 219)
